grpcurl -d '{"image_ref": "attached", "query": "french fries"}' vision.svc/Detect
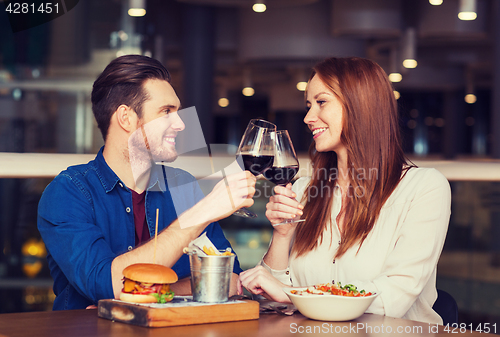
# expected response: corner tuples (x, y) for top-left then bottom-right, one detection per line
(202, 246), (234, 256)
(203, 246), (217, 256)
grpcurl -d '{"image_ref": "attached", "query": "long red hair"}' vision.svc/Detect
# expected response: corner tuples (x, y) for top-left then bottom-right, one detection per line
(292, 57), (413, 259)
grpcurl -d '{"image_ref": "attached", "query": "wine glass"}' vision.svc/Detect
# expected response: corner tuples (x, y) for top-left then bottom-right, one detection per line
(264, 130), (303, 226)
(234, 119), (276, 218)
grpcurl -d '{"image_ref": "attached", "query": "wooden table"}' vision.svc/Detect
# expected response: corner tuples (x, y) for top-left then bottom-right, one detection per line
(0, 308), (489, 337)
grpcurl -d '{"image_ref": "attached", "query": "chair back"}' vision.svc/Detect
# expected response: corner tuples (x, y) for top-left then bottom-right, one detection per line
(432, 289), (459, 325)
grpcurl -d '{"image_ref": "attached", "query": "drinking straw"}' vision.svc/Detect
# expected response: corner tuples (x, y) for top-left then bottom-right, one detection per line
(154, 208), (159, 264)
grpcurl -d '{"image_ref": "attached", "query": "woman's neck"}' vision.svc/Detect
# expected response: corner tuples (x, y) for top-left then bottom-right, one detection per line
(335, 151), (350, 191)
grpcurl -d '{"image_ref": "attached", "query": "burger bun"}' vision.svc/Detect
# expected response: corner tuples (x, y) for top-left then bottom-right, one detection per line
(122, 263), (178, 284)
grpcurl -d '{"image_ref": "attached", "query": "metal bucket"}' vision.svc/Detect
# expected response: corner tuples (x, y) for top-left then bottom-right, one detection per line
(189, 252), (235, 303)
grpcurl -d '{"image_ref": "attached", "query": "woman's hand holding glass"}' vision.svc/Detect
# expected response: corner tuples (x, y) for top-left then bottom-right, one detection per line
(264, 130), (304, 227)
(265, 184), (304, 233)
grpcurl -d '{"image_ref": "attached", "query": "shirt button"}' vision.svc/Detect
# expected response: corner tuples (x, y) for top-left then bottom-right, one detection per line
(286, 271), (290, 275)
(128, 246), (133, 251)
(126, 207), (131, 213)
(338, 241), (341, 245)
(119, 182), (124, 188)
(333, 260), (336, 264)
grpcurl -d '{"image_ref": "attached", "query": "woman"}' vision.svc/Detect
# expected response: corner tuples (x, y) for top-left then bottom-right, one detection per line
(239, 57), (451, 325)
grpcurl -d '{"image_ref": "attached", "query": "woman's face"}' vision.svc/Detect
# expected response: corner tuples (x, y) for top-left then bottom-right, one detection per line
(304, 75), (346, 155)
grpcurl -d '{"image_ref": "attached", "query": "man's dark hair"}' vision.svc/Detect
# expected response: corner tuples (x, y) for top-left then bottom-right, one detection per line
(91, 55), (171, 141)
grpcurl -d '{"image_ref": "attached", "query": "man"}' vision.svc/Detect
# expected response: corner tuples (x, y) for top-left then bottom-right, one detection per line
(37, 55), (256, 310)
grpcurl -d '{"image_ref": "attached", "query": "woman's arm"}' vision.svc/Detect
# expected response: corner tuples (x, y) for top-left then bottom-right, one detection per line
(263, 183), (304, 270)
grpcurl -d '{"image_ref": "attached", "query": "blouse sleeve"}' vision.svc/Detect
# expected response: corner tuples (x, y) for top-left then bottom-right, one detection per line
(346, 169), (451, 318)
(258, 259), (292, 285)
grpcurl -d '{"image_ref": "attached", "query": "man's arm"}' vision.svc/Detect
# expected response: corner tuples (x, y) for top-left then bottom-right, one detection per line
(110, 170), (256, 298)
(170, 277), (192, 295)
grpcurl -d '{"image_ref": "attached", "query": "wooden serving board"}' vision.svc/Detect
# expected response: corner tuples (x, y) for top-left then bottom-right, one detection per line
(97, 297), (259, 327)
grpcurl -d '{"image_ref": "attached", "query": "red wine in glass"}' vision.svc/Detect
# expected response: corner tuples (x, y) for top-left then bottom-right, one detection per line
(234, 119), (276, 218)
(266, 130), (304, 226)
(241, 154), (274, 176)
(264, 165), (299, 186)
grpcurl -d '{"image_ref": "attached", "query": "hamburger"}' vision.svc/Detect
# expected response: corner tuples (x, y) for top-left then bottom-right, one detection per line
(120, 263), (178, 303)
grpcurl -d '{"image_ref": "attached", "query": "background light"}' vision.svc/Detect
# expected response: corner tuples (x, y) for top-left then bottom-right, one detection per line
(435, 118), (445, 127)
(402, 28), (417, 69)
(253, 3), (266, 13)
(218, 98), (229, 107)
(388, 73), (402, 82)
(129, 0), (146, 17)
(296, 81), (307, 91)
(394, 90), (401, 100)
(465, 94), (477, 104)
(242, 87), (255, 96)
(429, 0), (443, 5)
(12, 88), (22, 100)
(458, 0), (477, 20)
(458, 12), (477, 20)
(128, 8), (146, 16)
(403, 59), (418, 69)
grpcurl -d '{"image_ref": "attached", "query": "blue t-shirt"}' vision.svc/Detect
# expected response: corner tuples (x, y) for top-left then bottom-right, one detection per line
(37, 147), (242, 310)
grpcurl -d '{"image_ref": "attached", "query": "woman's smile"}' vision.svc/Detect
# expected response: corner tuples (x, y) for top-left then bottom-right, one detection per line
(312, 127), (328, 139)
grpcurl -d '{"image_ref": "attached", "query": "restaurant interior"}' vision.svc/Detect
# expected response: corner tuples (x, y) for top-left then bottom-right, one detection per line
(0, 0), (499, 328)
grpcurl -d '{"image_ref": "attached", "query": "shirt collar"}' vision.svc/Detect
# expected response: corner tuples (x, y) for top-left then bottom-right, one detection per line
(94, 146), (167, 193)
(94, 146), (123, 193)
(147, 164), (167, 192)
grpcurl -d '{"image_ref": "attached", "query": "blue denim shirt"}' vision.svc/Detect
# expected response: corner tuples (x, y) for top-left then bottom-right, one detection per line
(37, 147), (242, 310)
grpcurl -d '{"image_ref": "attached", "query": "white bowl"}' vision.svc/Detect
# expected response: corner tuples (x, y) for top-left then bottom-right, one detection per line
(283, 287), (379, 321)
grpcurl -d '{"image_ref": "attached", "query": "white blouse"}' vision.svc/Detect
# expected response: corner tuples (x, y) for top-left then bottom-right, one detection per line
(262, 167), (451, 325)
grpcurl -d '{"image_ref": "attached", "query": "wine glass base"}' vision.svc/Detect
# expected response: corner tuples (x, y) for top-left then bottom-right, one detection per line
(273, 219), (305, 226)
(232, 208), (258, 218)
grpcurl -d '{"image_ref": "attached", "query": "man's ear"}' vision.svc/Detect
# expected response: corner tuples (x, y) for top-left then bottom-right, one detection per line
(114, 105), (137, 132)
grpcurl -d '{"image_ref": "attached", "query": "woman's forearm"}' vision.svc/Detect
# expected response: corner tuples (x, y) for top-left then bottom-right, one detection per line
(262, 231), (293, 270)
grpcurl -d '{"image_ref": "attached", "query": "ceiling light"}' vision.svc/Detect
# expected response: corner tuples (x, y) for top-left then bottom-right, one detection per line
(242, 87), (255, 96)
(464, 68), (476, 104)
(388, 46), (402, 82)
(403, 59), (418, 69)
(128, 8), (146, 17)
(458, 11), (477, 20)
(429, 0), (443, 5)
(458, 0), (477, 20)
(242, 68), (255, 96)
(388, 73), (402, 83)
(253, 2), (266, 13)
(465, 94), (477, 104)
(128, 0), (146, 17)
(296, 81), (307, 91)
(402, 28), (417, 69)
(218, 98), (229, 108)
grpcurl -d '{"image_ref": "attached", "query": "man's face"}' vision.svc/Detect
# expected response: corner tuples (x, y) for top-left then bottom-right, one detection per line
(130, 79), (185, 163)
